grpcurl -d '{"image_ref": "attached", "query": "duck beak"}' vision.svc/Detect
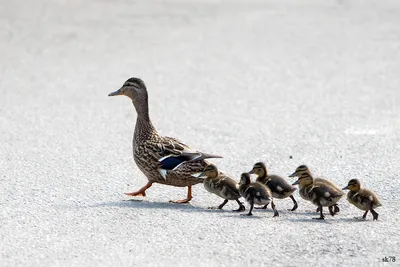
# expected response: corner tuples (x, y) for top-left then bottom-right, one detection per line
(108, 88), (123, 96)
(292, 180), (300, 185)
(289, 172), (296, 177)
(342, 186), (349, 190)
(248, 170), (254, 174)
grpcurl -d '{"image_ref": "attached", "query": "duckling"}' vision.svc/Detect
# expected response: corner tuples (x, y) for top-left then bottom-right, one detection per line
(293, 172), (344, 220)
(198, 164), (245, 212)
(108, 77), (222, 203)
(249, 162), (298, 211)
(238, 173), (279, 217)
(289, 165), (342, 214)
(342, 179), (382, 220)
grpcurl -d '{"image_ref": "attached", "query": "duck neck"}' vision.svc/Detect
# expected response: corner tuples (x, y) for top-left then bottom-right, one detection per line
(260, 168), (268, 179)
(133, 99), (157, 142)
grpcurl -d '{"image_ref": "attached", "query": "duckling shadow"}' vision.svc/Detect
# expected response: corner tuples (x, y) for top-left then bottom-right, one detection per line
(222, 214), (265, 219)
(338, 217), (376, 223)
(288, 217), (332, 224)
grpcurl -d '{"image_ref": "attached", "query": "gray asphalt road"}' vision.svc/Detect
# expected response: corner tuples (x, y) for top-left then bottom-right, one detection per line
(1, 0), (399, 266)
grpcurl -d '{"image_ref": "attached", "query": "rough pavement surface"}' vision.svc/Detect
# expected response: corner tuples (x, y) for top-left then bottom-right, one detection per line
(1, 0), (399, 266)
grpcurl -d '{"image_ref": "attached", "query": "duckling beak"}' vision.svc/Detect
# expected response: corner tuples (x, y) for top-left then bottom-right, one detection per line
(342, 186), (349, 190)
(289, 172), (296, 177)
(197, 172), (206, 178)
(108, 88), (123, 96)
(248, 170), (254, 174)
(292, 180), (300, 185)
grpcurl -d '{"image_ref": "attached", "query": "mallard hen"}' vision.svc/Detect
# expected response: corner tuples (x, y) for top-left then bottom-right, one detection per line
(108, 77), (222, 203)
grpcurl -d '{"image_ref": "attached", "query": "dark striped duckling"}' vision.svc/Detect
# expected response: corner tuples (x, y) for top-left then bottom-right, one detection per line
(238, 173), (279, 217)
(293, 172), (344, 220)
(249, 162), (298, 211)
(289, 165), (342, 214)
(199, 164), (245, 212)
(342, 179), (382, 220)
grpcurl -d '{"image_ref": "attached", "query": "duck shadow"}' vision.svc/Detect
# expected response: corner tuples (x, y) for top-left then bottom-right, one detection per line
(89, 199), (245, 214)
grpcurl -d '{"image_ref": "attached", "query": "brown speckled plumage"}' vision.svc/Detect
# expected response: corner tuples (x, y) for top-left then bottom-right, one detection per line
(109, 77), (221, 202)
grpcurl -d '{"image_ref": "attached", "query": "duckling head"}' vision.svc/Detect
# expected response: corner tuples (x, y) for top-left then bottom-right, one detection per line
(289, 165), (310, 178)
(199, 164), (220, 179)
(239, 173), (251, 186)
(292, 172), (313, 186)
(109, 77), (149, 112)
(342, 179), (361, 192)
(248, 162), (267, 177)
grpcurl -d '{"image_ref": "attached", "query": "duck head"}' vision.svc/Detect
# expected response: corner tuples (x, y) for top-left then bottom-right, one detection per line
(292, 172), (313, 186)
(239, 173), (251, 186)
(342, 179), (361, 192)
(199, 164), (220, 179)
(109, 77), (149, 114)
(289, 165), (310, 178)
(248, 162), (267, 178)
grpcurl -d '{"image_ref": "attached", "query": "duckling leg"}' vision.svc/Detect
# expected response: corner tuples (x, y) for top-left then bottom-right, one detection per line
(271, 200), (279, 217)
(313, 206), (325, 220)
(125, 182), (153, 197)
(333, 204), (340, 213)
(170, 185), (193, 204)
(241, 202), (254, 216)
(360, 210), (369, 220)
(370, 208), (379, 220)
(255, 204), (269, 209)
(233, 199), (246, 212)
(328, 206), (336, 216)
(289, 195), (298, 211)
(217, 199), (229, 209)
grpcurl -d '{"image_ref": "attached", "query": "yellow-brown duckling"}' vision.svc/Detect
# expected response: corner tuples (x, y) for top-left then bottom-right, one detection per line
(342, 179), (382, 220)
(249, 162), (298, 211)
(199, 164), (245, 212)
(289, 165), (343, 214)
(293, 172), (344, 220)
(238, 173), (279, 217)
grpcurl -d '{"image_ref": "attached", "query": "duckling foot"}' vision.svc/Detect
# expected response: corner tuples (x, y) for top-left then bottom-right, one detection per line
(370, 209), (379, 221)
(233, 200), (246, 212)
(328, 206), (336, 216)
(170, 185), (192, 204)
(255, 204), (269, 210)
(334, 204), (340, 213)
(313, 206), (325, 220)
(125, 182), (153, 197)
(241, 204), (254, 216)
(271, 201), (279, 217)
(289, 195), (298, 211)
(208, 199), (228, 210)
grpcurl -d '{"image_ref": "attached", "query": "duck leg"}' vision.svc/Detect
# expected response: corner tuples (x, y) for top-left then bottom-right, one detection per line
(289, 195), (298, 211)
(313, 205), (325, 220)
(125, 182), (153, 197)
(233, 199), (246, 212)
(271, 200), (279, 217)
(170, 185), (193, 204)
